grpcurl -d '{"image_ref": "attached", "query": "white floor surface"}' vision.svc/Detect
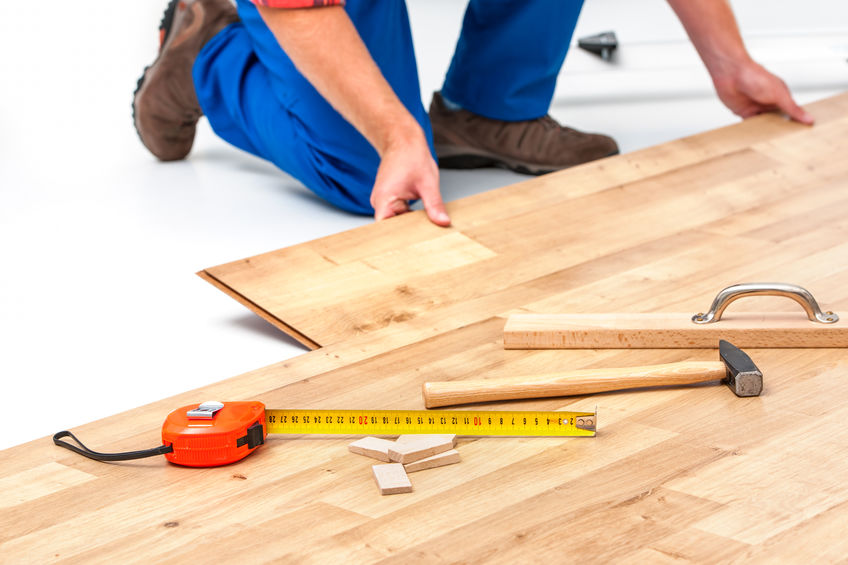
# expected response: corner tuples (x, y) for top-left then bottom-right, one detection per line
(1, 1), (846, 450)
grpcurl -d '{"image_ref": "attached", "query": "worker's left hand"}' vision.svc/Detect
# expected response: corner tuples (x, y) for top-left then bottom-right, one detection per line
(712, 61), (814, 125)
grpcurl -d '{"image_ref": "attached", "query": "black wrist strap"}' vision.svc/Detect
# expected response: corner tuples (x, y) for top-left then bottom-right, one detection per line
(53, 430), (173, 462)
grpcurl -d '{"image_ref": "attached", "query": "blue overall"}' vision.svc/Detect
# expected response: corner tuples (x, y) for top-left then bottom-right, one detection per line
(193, 0), (584, 214)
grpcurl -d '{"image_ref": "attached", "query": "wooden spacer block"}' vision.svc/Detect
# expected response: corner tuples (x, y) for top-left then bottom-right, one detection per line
(404, 449), (461, 473)
(372, 464), (413, 495)
(348, 437), (397, 462)
(388, 436), (455, 464)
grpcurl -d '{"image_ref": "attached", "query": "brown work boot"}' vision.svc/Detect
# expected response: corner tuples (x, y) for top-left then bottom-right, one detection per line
(133, 0), (239, 161)
(429, 92), (619, 175)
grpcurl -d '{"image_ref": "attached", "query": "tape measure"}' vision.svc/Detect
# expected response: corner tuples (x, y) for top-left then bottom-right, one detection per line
(264, 408), (596, 436)
(54, 401), (597, 468)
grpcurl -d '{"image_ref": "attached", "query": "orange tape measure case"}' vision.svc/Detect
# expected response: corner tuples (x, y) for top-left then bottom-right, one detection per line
(162, 401), (267, 467)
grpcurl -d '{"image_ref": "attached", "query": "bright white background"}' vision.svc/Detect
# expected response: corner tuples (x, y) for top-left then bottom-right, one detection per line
(0, 1), (845, 450)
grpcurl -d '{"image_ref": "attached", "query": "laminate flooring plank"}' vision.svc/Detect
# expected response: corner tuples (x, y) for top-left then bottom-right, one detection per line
(459, 150), (778, 253)
(482, 490), (726, 564)
(733, 499), (848, 563)
(197, 268), (321, 348)
(626, 528), (753, 563)
(0, 462), (96, 512)
(131, 503), (375, 565)
(700, 178), (848, 240)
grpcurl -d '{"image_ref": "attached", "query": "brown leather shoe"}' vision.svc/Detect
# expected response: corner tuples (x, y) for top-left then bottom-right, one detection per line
(133, 0), (238, 161)
(429, 92), (619, 175)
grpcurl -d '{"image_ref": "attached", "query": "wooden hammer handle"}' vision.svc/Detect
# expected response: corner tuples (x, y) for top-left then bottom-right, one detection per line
(423, 361), (727, 408)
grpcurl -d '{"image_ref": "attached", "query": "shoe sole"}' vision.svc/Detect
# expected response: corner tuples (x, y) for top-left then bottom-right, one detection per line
(132, 0), (180, 144)
(435, 144), (620, 176)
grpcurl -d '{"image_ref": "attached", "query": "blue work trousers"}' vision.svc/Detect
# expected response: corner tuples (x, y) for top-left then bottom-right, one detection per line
(193, 0), (584, 214)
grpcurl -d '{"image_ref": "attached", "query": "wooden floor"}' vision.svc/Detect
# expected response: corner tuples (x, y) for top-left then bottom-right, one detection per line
(3, 92), (848, 563)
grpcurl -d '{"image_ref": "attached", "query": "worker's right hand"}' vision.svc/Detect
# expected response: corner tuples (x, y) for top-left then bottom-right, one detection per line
(371, 134), (451, 227)
(257, 5), (451, 227)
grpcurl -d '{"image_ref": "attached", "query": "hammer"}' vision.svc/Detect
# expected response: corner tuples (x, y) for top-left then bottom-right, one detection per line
(423, 340), (762, 408)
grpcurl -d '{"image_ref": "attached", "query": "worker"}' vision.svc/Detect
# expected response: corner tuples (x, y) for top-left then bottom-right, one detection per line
(133, 0), (814, 227)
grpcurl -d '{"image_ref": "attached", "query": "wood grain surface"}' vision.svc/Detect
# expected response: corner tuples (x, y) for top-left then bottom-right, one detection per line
(3, 92), (848, 563)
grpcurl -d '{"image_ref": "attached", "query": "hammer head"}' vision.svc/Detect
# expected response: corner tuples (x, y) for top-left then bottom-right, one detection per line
(719, 340), (763, 397)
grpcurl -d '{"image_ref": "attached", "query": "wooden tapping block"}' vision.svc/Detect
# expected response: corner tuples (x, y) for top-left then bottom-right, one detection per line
(372, 464), (413, 495)
(505, 283), (847, 349)
(348, 437), (397, 462)
(404, 449), (461, 473)
(396, 434), (457, 447)
(503, 312), (848, 349)
(388, 435), (456, 464)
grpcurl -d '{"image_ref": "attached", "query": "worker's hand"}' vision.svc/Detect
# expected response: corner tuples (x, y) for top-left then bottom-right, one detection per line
(665, 0), (813, 126)
(712, 61), (814, 125)
(371, 135), (451, 227)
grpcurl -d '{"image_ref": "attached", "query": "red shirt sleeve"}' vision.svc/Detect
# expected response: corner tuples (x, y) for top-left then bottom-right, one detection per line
(251, 0), (345, 7)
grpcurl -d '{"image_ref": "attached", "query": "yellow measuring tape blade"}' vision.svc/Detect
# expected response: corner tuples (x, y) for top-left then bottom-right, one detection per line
(265, 409), (596, 437)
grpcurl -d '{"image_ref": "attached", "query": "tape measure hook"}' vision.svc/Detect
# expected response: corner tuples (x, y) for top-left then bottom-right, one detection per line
(187, 401), (225, 419)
